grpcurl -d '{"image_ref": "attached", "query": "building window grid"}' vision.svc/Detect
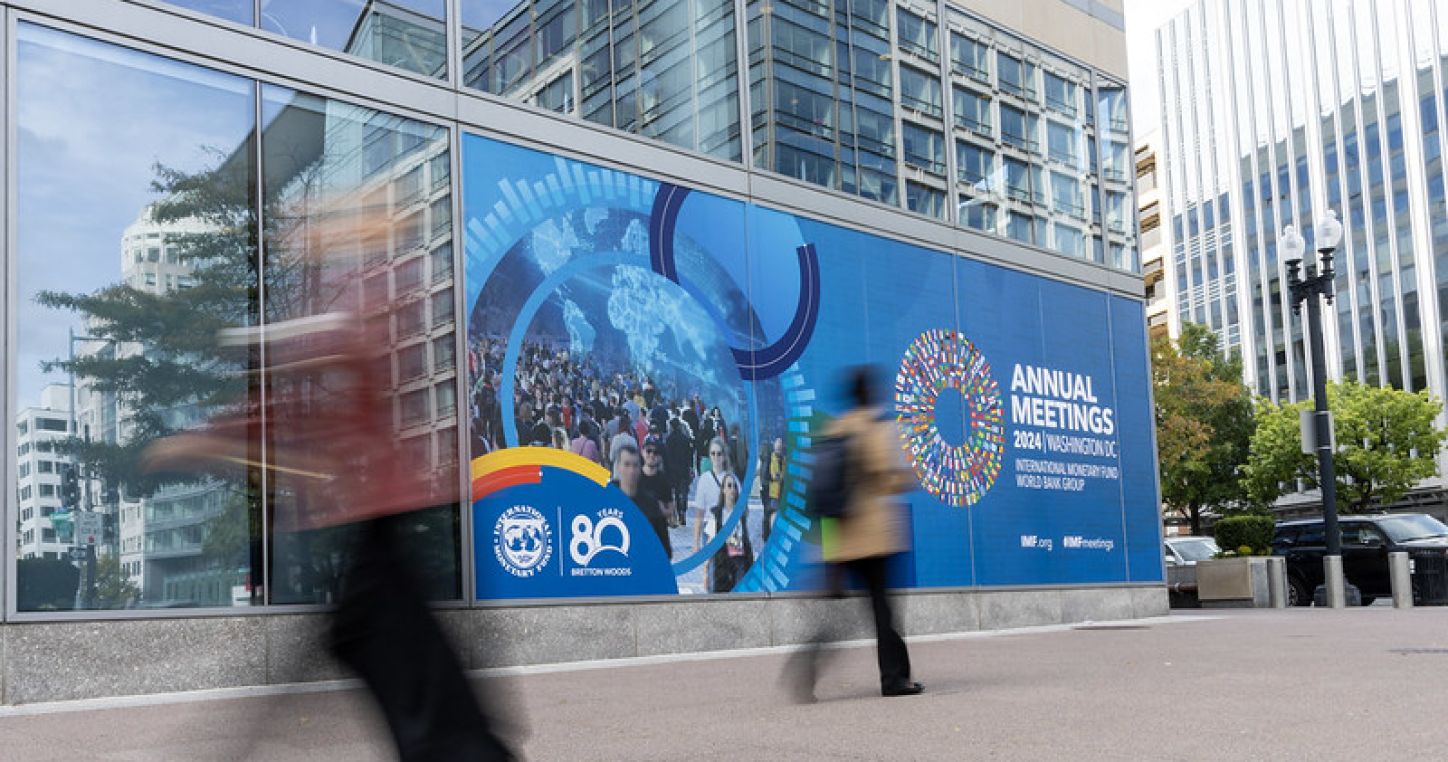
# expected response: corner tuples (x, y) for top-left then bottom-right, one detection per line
(147, 0), (1136, 272)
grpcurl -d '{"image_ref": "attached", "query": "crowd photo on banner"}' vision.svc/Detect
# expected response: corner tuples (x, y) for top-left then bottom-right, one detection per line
(468, 334), (789, 593)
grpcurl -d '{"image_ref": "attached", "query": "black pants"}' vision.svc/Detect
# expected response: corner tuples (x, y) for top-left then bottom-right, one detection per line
(791, 554), (912, 693)
(330, 518), (513, 761)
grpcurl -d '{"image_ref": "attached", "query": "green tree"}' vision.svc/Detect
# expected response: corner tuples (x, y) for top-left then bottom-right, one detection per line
(1243, 381), (1446, 512)
(1152, 323), (1256, 534)
(92, 553), (141, 608)
(33, 148), (264, 606)
(36, 149), (258, 498)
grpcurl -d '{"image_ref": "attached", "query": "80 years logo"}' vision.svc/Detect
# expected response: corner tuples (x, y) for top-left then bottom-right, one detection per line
(494, 505), (552, 577)
(569, 508), (631, 577)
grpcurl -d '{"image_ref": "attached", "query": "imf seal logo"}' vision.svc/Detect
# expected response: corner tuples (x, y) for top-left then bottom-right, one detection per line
(494, 505), (552, 578)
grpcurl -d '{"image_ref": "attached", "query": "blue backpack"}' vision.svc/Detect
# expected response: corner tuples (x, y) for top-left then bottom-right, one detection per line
(806, 433), (855, 519)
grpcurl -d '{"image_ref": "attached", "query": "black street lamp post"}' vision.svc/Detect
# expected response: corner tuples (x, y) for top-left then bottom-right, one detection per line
(1280, 210), (1346, 608)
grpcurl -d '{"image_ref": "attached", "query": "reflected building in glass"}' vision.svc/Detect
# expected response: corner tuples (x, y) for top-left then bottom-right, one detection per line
(1157, 0), (1448, 417)
(460, 0), (744, 161)
(14, 385), (73, 564)
(452, 0), (1136, 269)
(746, 0), (1137, 267)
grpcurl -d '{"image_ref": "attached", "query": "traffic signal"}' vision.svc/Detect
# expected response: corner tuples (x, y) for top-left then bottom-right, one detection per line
(60, 464), (79, 508)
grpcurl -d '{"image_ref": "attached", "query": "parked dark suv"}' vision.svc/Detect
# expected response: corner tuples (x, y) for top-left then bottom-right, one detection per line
(1272, 513), (1448, 606)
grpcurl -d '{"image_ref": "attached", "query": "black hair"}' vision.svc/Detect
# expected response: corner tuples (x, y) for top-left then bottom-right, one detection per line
(848, 365), (878, 407)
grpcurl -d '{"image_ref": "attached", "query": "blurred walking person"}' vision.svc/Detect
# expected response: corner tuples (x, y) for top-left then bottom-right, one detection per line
(143, 314), (514, 760)
(786, 366), (921, 700)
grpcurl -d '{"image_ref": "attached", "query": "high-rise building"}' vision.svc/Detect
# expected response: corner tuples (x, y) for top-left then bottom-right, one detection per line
(14, 384), (72, 562)
(1135, 130), (1170, 339)
(1156, 0), (1447, 414)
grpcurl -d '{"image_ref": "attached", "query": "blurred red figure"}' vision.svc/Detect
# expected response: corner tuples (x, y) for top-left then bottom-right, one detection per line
(145, 311), (512, 760)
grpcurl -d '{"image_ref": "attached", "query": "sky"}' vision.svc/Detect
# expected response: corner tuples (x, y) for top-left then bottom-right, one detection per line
(14, 24), (255, 408)
(1123, 0), (1197, 139)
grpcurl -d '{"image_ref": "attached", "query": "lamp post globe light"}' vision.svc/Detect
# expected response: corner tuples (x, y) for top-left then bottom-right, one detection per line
(1280, 210), (1347, 608)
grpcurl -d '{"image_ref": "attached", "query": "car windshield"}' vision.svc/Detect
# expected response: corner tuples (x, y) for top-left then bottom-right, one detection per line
(1378, 515), (1448, 543)
(1171, 538), (1220, 561)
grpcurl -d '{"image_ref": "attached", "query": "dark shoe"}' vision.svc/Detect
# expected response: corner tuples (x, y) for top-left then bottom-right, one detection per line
(881, 681), (924, 697)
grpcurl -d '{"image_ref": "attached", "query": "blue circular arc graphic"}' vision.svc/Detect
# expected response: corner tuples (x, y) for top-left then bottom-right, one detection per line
(649, 184), (821, 382)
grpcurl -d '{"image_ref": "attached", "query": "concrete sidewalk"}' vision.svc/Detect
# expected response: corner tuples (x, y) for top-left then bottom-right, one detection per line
(3, 608), (1447, 760)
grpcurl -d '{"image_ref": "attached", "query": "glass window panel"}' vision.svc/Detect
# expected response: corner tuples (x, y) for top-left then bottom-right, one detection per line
(896, 7), (938, 62)
(998, 50), (1025, 96)
(899, 64), (942, 117)
(1050, 171), (1083, 218)
(15, 25), (261, 610)
(905, 181), (946, 219)
(956, 140), (994, 185)
(1000, 103), (1037, 151)
(260, 0), (447, 78)
(902, 123), (945, 175)
(960, 199), (997, 231)
(1046, 120), (1079, 167)
(1043, 70), (1077, 116)
(466, 0), (741, 161)
(949, 31), (989, 81)
(1098, 83), (1130, 134)
(1006, 210), (1037, 244)
(162, 0), (255, 25)
(1004, 155), (1033, 203)
(952, 86), (991, 136)
(260, 84), (462, 604)
(1054, 222), (1084, 258)
(537, 71), (576, 114)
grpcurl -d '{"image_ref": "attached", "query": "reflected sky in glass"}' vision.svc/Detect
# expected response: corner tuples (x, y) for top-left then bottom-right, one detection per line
(164, 0), (254, 25)
(260, 0), (447, 77)
(15, 24), (254, 406)
(460, 0), (525, 31)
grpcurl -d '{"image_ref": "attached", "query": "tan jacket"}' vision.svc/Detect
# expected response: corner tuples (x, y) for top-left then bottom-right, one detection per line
(822, 407), (914, 562)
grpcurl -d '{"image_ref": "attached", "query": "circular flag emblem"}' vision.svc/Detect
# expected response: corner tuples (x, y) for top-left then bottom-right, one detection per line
(895, 329), (1005, 507)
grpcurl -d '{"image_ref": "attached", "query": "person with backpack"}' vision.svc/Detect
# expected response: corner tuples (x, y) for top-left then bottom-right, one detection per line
(787, 366), (921, 701)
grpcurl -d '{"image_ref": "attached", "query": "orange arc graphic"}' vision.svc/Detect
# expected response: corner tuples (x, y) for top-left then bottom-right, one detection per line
(470, 446), (613, 502)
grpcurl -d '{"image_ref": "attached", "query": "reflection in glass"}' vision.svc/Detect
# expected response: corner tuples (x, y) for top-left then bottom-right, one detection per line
(260, 85), (462, 604)
(461, 0), (741, 161)
(259, 0), (447, 77)
(749, 0), (898, 206)
(15, 25), (260, 609)
(163, 0), (255, 25)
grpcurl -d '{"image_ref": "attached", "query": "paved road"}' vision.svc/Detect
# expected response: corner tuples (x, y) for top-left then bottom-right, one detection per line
(4, 608), (1448, 760)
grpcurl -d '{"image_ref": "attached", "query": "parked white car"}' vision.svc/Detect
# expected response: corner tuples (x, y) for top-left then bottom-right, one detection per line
(1164, 536), (1220, 566)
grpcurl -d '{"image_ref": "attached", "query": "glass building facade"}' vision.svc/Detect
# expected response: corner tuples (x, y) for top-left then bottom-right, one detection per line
(4, 0), (1133, 617)
(1157, 0), (1447, 408)
(745, 0), (1138, 268)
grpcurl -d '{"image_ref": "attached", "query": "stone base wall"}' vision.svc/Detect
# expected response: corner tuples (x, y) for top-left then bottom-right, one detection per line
(0, 585), (1167, 705)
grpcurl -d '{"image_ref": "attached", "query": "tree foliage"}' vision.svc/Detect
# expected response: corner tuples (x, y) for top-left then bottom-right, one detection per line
(35, 151), (258, 498)
(1152, 323), (1255, 533)
(1244, 380), (1446, 512)
(32, 149), (263, 604)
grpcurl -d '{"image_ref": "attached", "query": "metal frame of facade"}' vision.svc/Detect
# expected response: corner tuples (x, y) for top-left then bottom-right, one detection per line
(1, 0), (1143, 622)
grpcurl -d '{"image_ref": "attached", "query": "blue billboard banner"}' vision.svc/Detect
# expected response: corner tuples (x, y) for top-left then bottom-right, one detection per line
(462, 133), (1162, 600)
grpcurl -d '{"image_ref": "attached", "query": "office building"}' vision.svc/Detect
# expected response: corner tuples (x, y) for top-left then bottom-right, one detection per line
(0, 0), (1159, 705)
